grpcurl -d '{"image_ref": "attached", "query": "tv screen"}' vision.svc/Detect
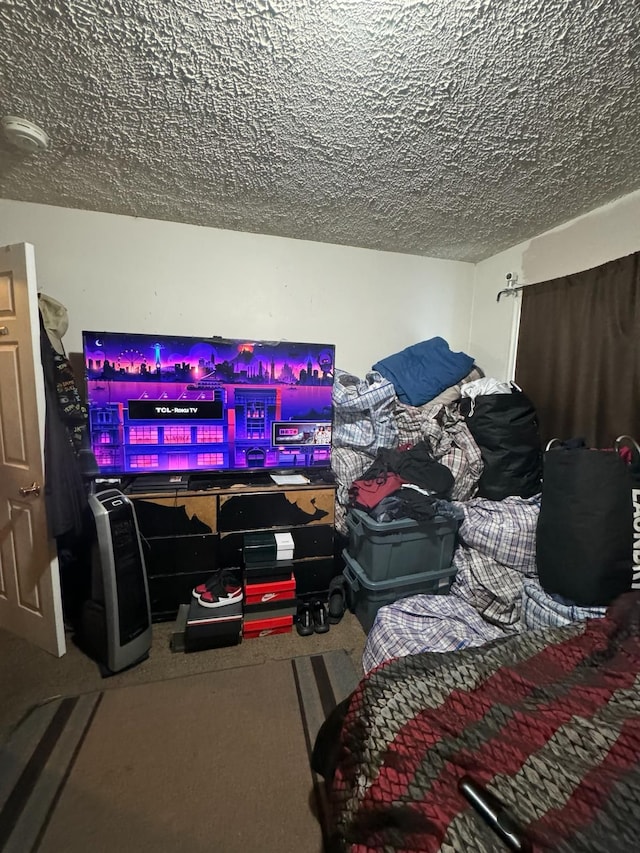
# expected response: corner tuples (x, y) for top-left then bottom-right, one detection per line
(82, 331), (335, 479)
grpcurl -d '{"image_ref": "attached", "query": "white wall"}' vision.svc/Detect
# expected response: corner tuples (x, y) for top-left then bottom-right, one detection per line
(4, 193), (638, 383)
(0, 200), (474, 377)
(469, 188), (640, 380)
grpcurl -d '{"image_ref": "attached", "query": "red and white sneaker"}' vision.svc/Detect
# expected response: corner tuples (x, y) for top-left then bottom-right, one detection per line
(193, 577), (215, 598)
(193, 571), (243, 608)
(193, 569), (240, 598)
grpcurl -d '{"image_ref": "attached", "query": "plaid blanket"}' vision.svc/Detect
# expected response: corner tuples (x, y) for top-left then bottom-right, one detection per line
(362, 594), (506, 673)
(328, 591), (640, 852)
(522, 578), (608, 630)
(394, 401), (483, 501)
(455, 494), (541, 574)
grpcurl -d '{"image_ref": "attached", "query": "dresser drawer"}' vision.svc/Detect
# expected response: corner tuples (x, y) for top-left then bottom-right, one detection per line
(148, 571), (212, 622)
(132, 495), (217, 537)
(218, 488), (335, 532)
(141, 534), (218, 577)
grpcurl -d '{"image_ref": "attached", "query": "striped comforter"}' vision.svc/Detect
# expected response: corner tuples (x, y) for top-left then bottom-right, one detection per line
(327, 591), (640, 852)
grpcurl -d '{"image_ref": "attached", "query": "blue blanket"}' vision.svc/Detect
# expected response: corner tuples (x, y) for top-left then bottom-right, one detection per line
(373, 337), (474, 406)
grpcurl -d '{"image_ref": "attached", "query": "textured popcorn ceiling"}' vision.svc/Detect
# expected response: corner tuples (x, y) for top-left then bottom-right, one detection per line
(1, 0), (639, 262)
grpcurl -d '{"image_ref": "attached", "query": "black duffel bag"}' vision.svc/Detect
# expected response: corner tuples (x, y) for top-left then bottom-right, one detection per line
(536, 437), (638, 607)
(460, 388), (542, 500)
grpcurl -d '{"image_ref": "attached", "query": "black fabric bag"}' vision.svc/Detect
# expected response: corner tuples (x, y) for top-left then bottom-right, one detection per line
(460, 390), (542, 500)
(537, 440), (635, 607)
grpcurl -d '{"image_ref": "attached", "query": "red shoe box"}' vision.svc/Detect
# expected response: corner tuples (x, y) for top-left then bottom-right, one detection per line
(244, 574), (296, 607)
(242, 613), (293, 639)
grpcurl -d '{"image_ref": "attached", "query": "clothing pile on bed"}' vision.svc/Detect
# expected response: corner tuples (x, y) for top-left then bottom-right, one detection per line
(331, 337), (608, 674)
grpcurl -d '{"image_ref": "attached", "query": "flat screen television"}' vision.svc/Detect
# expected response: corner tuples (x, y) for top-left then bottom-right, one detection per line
(82, 331), (335, 480)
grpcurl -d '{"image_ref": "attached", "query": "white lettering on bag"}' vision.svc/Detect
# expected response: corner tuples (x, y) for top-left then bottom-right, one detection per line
(633, 489), (640, 588)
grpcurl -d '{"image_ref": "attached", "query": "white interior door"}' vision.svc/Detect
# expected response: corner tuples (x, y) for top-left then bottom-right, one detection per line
(0, 243), (66, 656)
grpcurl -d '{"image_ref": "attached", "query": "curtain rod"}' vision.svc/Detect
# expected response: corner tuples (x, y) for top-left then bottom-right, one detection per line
(496, 284), (527, 302)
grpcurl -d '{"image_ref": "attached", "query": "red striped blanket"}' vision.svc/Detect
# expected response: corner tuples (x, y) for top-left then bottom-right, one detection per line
(328, 591), (640, 852)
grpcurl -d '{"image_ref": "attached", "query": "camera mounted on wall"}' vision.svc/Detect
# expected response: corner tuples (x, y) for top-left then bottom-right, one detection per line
(496, 272), (523, 302)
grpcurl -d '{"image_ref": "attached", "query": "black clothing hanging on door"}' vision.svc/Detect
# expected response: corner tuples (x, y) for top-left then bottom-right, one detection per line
(39, 311), (88, 538)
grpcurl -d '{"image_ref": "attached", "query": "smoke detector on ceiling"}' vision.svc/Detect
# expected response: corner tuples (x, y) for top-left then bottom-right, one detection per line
(1, 116), (49, 153)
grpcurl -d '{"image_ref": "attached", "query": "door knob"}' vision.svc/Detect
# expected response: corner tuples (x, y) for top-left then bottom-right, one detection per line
(19, 481), (41, 497)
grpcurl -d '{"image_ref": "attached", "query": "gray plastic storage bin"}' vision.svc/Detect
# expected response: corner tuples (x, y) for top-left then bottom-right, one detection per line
(345, 508), (458, 582)
(342, 549), (457, 634)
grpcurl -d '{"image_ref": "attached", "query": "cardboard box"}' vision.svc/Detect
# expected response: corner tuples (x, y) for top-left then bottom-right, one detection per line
(273, 531), (294, 560)
(243, 531), (295, 564)
(244, 559), (295, 582)
(242, 613), (293, 639)
(244, 574), (296, 607)
(184, 597), (243, 652)
(170, 604), (189, 653)
(243, 599), (298, 618)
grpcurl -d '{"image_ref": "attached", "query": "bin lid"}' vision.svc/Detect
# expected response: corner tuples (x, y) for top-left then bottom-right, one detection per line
(342, 548), (455, 592)
(348, 507), (455, 533)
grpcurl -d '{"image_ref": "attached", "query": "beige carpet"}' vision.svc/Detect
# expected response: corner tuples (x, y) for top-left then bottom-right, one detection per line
(0, 649), (359, 853)
(0, 611), (367, 748)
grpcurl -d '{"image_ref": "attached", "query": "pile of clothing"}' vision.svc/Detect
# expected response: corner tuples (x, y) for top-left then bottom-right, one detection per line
(362, 493), (607, 671)
(331, 337), (608, 674)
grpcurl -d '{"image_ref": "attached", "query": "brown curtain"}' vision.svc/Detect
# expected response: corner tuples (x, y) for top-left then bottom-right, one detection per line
(515, 251), (640, 448)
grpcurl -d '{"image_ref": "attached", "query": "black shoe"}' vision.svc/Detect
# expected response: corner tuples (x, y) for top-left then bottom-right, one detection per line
(312, 600), (330, 634)
(327, 575), (347, 625)
(296, 602), (314, 637)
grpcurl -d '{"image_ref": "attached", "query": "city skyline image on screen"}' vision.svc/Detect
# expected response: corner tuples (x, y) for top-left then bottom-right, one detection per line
(82, 332), (335, 477)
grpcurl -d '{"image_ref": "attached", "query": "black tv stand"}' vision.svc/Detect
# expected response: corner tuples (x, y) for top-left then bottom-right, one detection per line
(127, 476), (338, 621)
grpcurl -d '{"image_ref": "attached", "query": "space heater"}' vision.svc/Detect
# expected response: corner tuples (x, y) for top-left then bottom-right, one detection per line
(79, 489), (152, 674)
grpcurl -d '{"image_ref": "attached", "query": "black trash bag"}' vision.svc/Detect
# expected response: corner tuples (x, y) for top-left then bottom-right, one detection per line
(460, 390), (542, 500)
